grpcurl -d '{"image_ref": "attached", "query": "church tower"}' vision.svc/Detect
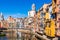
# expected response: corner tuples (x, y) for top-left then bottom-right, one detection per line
(0, 12), (4, 21)
(28, 3), (36, 17)
(32, 3), (36, 11)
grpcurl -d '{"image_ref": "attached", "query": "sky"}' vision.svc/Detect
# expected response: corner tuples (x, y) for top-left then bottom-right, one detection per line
(0, 0), (52, 19)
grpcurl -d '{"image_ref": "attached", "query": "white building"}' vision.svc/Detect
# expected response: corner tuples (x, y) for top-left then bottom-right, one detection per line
(28, 3), (36, 17)
(16, 18), (24, 40)
(16, 18), (24, 28)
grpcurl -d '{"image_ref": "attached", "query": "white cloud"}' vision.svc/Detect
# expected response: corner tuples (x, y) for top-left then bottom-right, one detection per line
(4, 13), (27, 19)
(9, 13), (27, 18)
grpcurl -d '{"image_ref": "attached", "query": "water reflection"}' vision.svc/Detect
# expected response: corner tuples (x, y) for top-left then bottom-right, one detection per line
(0, 36), (8, 40)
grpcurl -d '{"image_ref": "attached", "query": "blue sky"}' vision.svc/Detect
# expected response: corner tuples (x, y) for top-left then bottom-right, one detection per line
(0, 0), (52, 19)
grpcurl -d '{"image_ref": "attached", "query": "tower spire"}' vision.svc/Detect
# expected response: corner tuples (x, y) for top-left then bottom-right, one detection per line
(32, 3), (36, 11)
(1, 12), (2, 16)
(0, 12), (4, 20)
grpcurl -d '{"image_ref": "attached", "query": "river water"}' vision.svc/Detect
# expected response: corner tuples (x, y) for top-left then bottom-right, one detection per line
(0, 36), (8, 40)
(0, 36), (22, 40)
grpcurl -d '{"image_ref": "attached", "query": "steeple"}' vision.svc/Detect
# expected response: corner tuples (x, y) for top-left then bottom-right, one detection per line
(28, 3), (36, 17)
(32, 3), (36, 11)
(1, 12), (3, 16)
(0, 12), (4, 21)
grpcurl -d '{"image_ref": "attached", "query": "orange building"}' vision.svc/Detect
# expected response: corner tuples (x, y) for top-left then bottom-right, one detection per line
(0, 22), (1, 27)
(7, 16), (16, 28)
(53, 0), (60, 37)
(2, 20), (9, 28)
(7, 16), (15, 23)
(53, 0), (60, 13)
(56, 0), (60, 5)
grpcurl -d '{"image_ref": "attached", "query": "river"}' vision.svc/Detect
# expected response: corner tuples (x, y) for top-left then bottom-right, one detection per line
(0, 36), (8, 40)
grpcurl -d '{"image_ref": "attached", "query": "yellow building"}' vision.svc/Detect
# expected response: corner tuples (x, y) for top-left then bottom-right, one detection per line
(50, 19), (55, 37)
(44, 12), (50, 20)
(44, 19), (55, 37)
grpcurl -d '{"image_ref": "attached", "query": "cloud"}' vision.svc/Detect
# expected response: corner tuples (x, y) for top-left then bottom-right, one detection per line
(12, 13), (26, 18)
(4, 13), (27, 19)
(9, 13), (27, 18)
